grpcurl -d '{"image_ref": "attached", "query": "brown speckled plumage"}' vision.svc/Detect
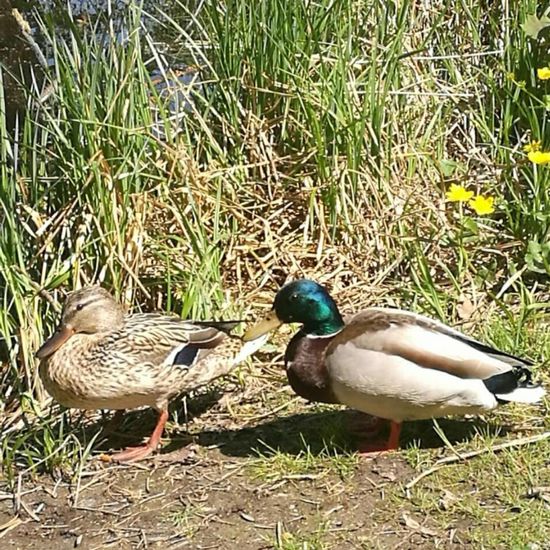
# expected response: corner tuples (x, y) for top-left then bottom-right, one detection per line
(37, 286), (265, 461)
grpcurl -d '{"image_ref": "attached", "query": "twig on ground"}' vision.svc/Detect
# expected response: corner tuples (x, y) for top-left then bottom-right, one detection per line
(0, 516), (25, 540)
(19, 499), (40, 522)
(406, 431), (550, 491)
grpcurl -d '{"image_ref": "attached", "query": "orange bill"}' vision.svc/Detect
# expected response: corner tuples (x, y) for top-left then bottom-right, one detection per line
(36, 325), (75, 359)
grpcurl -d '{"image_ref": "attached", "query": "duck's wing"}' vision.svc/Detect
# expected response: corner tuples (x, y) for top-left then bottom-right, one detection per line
(103, 314), (239, 368)
(329, 308), (533, 380)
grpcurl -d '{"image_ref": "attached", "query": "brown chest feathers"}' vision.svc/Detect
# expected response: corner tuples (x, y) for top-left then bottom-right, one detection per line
(284, 331), (339, 404)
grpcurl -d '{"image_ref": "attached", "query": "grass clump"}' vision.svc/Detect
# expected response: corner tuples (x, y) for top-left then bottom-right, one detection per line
(249, 434), (358, 483)
(272, 522), (330, 550)
(405, 440), (550, 547)
(166, 502), (206, 538)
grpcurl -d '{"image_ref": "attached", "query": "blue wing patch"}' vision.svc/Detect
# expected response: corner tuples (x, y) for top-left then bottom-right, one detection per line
(172, 345), (200, 366)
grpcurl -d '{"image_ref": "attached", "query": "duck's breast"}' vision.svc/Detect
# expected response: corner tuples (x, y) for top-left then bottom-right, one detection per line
(39, 334), (168, 410)
(285, 331), (340, 404)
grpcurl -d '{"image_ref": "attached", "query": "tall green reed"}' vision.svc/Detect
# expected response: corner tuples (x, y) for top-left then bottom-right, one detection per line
(0, 6), (229, 412)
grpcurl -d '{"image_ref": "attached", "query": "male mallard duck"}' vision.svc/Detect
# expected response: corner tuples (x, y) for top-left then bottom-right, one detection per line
(37, 286), (265, 462)
(244, 279), (546, 451)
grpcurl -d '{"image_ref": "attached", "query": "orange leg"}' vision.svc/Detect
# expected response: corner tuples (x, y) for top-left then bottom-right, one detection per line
(357, 421), (402, 455)
(387, 420), (402, 450)
(108, 409), (169, 463)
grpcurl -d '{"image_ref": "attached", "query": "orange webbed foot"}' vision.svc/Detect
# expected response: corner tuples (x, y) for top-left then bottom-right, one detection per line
(101, 409), (168, 463)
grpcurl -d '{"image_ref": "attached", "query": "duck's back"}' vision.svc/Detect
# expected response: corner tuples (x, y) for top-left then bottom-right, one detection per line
(323, 307), (541, 422)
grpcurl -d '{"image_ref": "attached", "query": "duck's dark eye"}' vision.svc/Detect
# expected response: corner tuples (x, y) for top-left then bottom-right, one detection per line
(290, 293), (299, 302)
(76, 303), (84, 311)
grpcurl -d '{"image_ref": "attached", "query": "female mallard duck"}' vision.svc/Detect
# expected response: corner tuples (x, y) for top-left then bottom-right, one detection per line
(37, 286), (265, 462)
(244, 279), (546, 451)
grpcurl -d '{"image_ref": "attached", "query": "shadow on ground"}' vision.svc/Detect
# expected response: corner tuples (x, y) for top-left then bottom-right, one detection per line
(4, 388), (511, 470)
(181, 408), (510, 458)
(1, 386), (226, 471)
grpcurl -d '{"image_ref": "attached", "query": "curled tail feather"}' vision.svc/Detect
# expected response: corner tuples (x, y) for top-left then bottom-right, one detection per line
(483, 369), (546, 404)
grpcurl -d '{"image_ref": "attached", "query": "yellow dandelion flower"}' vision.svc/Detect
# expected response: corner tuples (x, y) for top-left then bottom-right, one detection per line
(528, 150), (550, 164)
(446, 184), (474, 202)
(537, 67), (550, 80)
(469, 195), (495, 216)
(523, 140), (541, 153)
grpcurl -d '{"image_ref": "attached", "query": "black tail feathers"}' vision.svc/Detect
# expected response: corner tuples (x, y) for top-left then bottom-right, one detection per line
(483, 368), (531, 395)
(483, 367), (545, 404)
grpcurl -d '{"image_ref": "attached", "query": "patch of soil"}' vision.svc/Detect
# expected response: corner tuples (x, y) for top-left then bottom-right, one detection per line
(0, 443), (464, 550)
(2, 383), (493, 549)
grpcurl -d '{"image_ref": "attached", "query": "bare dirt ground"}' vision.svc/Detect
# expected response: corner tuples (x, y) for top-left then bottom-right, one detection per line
(1, 367), (548, 549)
(0, 451), (430, 550)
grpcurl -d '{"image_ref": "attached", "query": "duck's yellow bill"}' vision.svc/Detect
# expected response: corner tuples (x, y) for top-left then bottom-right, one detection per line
(36, 325), (75, 359)
(243, 310), (283, 342)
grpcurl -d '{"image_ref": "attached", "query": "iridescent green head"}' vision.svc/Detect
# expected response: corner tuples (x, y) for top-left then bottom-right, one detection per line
(244, 279), (344, 339)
